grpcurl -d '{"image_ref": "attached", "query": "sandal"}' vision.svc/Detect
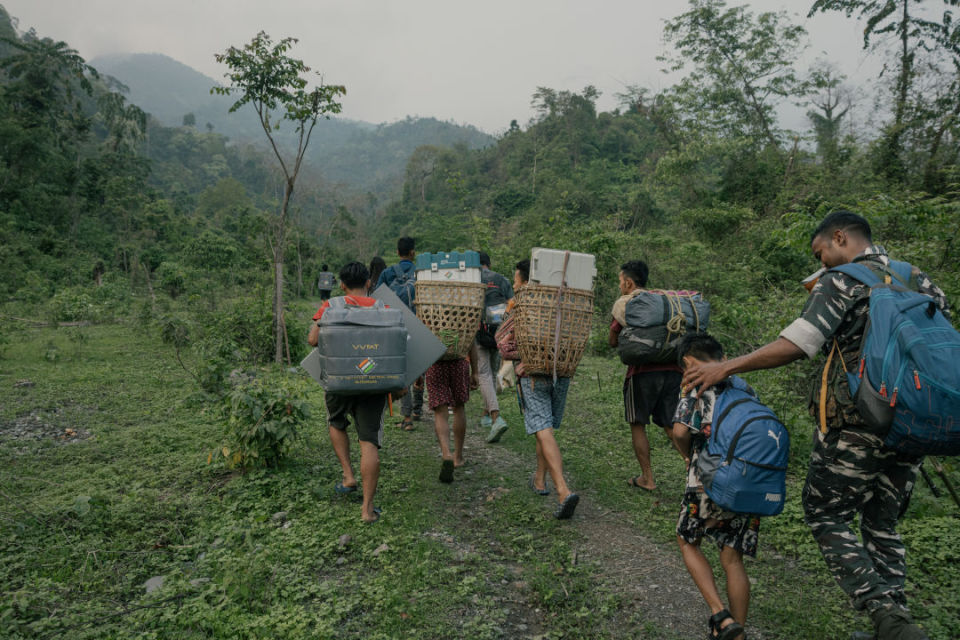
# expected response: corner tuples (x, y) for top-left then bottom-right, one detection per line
(708, 609), (744, 640)
(399, 417), (415, 431)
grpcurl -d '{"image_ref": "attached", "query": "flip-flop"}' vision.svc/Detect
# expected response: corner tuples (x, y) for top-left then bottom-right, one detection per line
(528, 475), (550, 496)
(363, 506), (382, 524)
(628, 475), (654, 492)
(554, 493), (580, 519)
(334, 482), (358, 494)
(439, 459), (455, 483)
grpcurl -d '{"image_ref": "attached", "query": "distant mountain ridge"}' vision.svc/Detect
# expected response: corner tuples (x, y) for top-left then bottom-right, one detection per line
(91, 52), (494, 196)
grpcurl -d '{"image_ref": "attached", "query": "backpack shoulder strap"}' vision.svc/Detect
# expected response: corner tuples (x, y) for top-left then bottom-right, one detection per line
(391, 263), (407, 280)
(830, 262), (882, 286)
(886, 260), (914, 288)
(328, 296), (346, 309)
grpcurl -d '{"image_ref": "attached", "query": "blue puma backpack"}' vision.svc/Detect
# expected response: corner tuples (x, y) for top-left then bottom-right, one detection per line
(831, 260), (960, 456)
(387, 263), (416, 311)
(696, 376), (790, 517)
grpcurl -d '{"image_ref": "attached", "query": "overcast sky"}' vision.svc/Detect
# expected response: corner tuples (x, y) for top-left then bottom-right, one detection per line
(5, 0), (883, 133)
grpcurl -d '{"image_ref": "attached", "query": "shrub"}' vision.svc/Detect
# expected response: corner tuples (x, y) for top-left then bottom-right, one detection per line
(215, 376), (309, 470)
(48, 286), (95, 322)
(155, 261), (187, 299)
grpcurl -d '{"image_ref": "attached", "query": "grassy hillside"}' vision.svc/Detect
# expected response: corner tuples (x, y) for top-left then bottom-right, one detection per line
(0, 305), (956, 639)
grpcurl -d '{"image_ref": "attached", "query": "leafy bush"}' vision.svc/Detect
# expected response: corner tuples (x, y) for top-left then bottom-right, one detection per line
(48, 286), (96, 322)
(156, 261), (188, 299)
(214, 376), (310, 470)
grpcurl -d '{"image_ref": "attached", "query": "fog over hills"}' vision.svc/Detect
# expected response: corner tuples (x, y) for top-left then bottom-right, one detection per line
(91, 52), (494, 196)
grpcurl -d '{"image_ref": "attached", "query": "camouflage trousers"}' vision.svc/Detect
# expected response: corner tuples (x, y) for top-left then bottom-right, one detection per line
(801, 424), (921, 612)
(400, 381), (424, 418)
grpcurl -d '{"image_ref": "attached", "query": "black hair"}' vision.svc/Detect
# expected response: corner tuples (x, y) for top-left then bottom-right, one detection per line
(515, 259), (530, 283)
(339, 261), (370, 289)
(397, 236), (415, 256)
(321, 264), (328, 271)
(479, 251), (491, 267)
(676, 333), (724, 367)
(810, 210), (872, 243)
(620, 260), (649, 287)
(369, 256), (387, 286)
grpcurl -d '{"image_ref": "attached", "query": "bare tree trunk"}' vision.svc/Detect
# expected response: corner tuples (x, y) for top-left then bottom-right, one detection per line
(923, 98), (960, 192)
(274, 255), (285, 363)
(295, 234), (303, 299)
(142, 263), (156, 308)
(273, 180), (294, 363)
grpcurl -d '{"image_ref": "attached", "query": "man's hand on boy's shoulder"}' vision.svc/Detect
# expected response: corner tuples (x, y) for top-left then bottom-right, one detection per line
(682, 361), (729, 399)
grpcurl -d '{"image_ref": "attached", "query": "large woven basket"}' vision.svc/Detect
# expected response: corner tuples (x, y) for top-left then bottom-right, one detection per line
(514, 284), (594, 377)
(415, 281), (485, 360)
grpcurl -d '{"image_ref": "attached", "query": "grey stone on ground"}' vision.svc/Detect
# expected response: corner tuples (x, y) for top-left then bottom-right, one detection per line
(143, 576), (165, 593)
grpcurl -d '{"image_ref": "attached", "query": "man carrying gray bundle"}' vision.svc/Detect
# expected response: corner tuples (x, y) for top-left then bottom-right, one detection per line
(475, 251), (514, 443)
(682, 210), (949, 640)
(309, 261), (394, 524)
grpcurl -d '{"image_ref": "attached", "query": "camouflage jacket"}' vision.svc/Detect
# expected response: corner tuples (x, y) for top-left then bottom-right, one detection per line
(779, 245), (950, 427)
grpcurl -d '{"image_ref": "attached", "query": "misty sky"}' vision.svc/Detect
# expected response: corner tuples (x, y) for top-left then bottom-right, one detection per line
(5, 0), (885, 133)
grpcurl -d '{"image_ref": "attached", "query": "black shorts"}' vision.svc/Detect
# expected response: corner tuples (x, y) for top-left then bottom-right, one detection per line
(325, 393), (388, 448)
(623, 371), (682, 428)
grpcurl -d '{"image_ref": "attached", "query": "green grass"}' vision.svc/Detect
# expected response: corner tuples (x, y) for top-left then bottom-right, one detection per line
(0, 314), (957, 639)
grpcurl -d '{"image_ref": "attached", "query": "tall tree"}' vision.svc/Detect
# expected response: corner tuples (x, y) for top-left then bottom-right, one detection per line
(661, 0), (808, 148)
(808, 0), (956, 180)
(805, 65), (852, 169)
(214, 32), (345, 363)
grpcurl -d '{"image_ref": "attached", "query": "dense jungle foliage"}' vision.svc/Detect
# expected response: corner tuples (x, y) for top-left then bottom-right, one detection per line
(1, 1), (959, 635)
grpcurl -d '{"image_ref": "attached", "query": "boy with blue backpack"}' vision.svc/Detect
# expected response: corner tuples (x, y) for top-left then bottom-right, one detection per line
(683, 211), (952, 640)
(673, 333), (777, 640)
(376, 236), (423, 428)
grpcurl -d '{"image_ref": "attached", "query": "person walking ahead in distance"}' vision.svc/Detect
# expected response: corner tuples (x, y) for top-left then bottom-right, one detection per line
(316, 263), (335, 301)
(608, 260), (682, 491)
(682, 211), (948, 640)
(376, 236), (423, 428)
(308, 262), (390, 524)
(476, 251), (514, 443)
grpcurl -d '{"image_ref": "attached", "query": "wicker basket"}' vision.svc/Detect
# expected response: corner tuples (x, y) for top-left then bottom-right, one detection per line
(514, 284), (594, 377)
(415, 280), (485, 360)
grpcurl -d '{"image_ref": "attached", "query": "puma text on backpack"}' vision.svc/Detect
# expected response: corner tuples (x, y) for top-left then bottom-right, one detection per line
(316, 297), (407, 394)
(831, 260), (960, 456)
(696, 376), (790, 516)
(388, 264), (416, 310)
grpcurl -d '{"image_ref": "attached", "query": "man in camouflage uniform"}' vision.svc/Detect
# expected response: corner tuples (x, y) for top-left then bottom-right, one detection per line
(681, 210), (948, 640)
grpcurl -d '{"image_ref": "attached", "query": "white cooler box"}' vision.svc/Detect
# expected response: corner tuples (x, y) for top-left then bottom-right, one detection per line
(415, 251), (482, 283)
(530, 248), (596, 291)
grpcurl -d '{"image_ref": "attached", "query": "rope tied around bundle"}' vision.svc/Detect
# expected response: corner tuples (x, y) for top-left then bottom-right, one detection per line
(551, 250), (571, 383)
(663, 291), (703, 341)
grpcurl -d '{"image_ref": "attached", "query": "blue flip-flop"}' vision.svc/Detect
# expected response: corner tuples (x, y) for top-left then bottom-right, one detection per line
(334, 482), (358, 494)
(528, 475), (550, 496)
(363, 506), (382, 524)
(555, 493), (580, 519)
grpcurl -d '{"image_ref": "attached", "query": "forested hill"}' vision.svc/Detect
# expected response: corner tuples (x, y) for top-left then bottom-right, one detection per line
(91, 52), (494, 196)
